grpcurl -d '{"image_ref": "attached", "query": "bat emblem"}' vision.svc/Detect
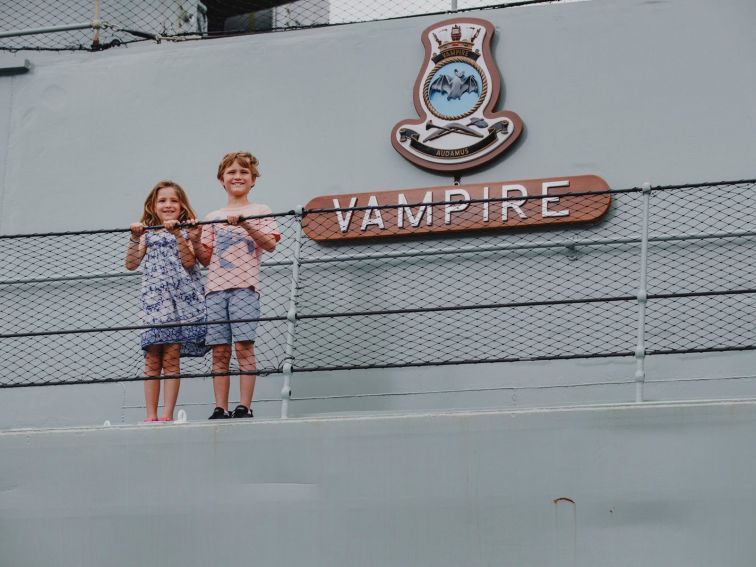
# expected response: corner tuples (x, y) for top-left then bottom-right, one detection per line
(429, 68), (480, 101)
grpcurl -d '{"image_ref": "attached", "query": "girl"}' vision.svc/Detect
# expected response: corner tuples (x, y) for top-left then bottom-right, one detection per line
(125, 180), (208, 422)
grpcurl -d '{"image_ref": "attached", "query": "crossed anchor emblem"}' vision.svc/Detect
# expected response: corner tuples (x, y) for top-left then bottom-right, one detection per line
(399, 119), (508, 144)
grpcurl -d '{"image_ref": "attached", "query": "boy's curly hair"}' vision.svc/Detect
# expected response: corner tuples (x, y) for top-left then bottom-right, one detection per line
(217, 151), (260, 180)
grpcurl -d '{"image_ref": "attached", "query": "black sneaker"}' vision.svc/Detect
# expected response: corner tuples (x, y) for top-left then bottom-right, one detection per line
(208, 407), (231, 419)
(232, 404), (253, 418)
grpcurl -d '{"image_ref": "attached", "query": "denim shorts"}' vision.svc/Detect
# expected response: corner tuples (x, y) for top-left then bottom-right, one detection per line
(205, 287), (260, 345)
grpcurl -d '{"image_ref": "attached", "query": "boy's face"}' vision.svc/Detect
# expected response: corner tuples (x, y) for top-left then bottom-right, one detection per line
(220, 160), (256, 197)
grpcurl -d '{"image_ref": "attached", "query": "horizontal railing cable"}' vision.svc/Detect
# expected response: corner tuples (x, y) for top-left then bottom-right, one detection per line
(0, 210), (298, 240)
(290, 351), (637, 374)
(0, 315), (288, 340)
(4, 368), (284, 390)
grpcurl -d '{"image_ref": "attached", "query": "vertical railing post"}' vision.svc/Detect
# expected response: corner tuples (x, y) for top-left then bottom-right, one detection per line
(634, 182), (652, 402)
(281, 206), (304, 419)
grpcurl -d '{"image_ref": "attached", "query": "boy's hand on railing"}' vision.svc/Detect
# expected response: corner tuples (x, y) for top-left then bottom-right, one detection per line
(227, 215), (256, 236)
(227, 215), (255, 232)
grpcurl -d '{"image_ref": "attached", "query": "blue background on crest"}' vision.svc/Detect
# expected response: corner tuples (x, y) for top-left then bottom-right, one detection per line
(428, 62), (483, 117)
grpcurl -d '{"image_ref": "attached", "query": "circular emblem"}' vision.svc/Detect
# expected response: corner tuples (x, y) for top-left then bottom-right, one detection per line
(423, 57), (487, 120)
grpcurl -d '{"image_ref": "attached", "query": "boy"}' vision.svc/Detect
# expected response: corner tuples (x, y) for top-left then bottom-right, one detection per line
(192, 152), (279, 418)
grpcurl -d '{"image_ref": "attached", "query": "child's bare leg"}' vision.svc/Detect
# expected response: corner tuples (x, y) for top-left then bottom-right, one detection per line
(212, 344), (232, 410)
(236, 340), (256, 409)
(161, 344), (181, 420)
(144, 346), (163, 420)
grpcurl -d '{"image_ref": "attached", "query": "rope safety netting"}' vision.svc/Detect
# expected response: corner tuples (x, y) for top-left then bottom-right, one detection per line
(0, 1), (562, 52)
(1, 179), (755, 388)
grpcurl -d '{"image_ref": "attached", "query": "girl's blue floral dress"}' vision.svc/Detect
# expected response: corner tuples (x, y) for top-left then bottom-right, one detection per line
(140, 230), (208, 357)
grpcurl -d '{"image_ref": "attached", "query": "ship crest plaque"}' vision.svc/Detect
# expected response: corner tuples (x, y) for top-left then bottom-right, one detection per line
(391, 18), (523, 173)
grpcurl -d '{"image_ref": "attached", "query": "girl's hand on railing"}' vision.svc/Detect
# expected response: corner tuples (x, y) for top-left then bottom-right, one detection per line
(185, 218), (201, 241)
(164, 219), (181, 235)
(129, 223), (145, 240)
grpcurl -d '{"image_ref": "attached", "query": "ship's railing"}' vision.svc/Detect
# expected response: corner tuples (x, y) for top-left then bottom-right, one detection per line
(0, 0), (564, 52)
(1, 179), (755, 416)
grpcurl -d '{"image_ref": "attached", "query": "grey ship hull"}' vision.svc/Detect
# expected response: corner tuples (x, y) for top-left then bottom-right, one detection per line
(1, 0), (755, 564)
(3, 401), (756, 566)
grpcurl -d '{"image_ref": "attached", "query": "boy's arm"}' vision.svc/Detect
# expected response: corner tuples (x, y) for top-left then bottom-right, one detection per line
(232, 208), (279, 252)
(241, 223), (277, 252)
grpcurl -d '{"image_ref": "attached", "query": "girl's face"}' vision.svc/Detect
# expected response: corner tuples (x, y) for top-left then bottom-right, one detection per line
(221, 160), (255, 197)
(154, 186), (182, 223)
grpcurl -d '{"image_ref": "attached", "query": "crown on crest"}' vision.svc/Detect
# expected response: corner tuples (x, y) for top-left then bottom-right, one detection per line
(432, 24), (481, 53)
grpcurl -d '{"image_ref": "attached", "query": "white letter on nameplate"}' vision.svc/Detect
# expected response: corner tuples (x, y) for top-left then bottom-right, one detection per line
(398, 191), (433, 228)
(502, 184), (527, 221)
(361, 195), (385, 231)
(445, 189), (470, 225)
(334, 197), (358, 233)
(542, 180), (570, 218)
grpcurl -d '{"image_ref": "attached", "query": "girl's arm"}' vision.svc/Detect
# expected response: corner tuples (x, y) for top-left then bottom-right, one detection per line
(188, 220), (212, 267)
(165, 220), (197, 270)
(125, 223), (147, 270)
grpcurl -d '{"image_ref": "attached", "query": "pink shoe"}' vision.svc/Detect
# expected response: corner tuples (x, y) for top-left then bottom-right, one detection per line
(144, 417), (158, 422)
(158, 417), (173, 422)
